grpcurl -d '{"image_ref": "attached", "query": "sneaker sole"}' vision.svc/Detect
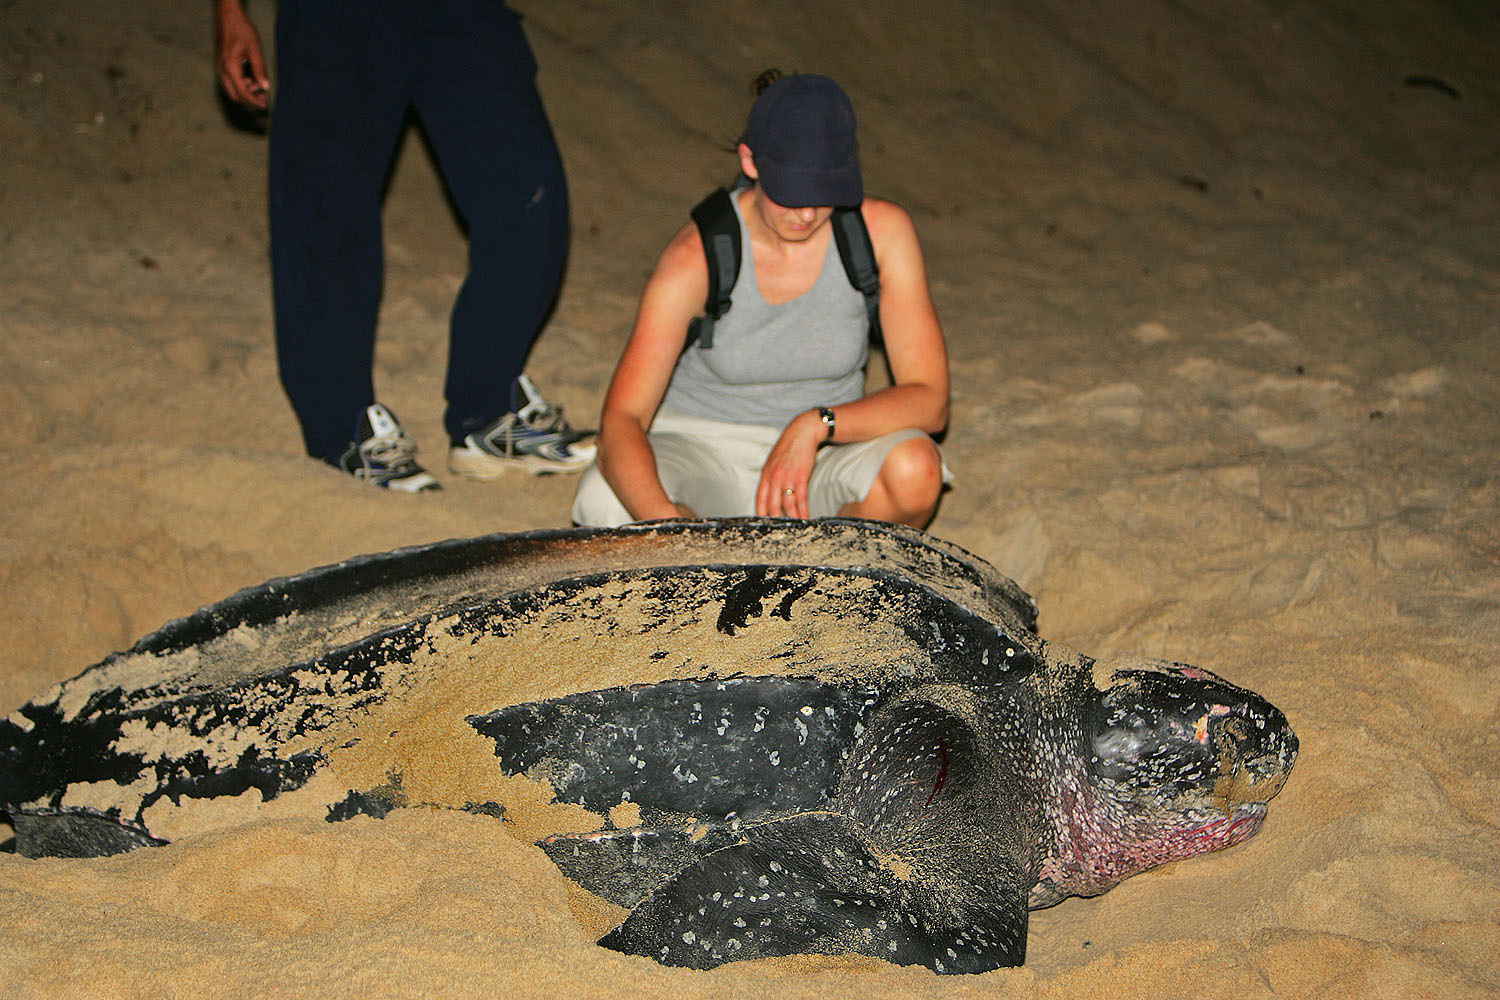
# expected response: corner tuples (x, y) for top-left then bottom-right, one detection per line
(347, 468), (441, 491)
(382, 473), (442, 492)
(448, 446), (593, 479)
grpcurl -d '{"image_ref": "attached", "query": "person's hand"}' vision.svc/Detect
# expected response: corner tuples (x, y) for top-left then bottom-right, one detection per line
(215, 2), (270, 111)
(756, 411), (823, 518)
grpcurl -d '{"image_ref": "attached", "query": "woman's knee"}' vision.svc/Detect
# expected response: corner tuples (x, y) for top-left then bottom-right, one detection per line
(877, 436), (943, 508)
(843, 436), (943, 527)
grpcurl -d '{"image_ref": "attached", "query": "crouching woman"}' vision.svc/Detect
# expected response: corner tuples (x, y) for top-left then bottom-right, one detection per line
(573, 73), (951, 529)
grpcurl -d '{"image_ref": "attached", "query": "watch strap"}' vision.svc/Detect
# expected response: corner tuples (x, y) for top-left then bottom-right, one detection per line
(818, 407), (836, 442)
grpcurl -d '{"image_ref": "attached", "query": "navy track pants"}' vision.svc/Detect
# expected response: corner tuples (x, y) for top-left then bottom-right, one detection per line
(269, 0), (568, 460)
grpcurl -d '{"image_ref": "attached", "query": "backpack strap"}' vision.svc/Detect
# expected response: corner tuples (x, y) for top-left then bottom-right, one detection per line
(686, 187), (882, 349)
(685, 188), (740, 350)
(830, 205), (882, 341)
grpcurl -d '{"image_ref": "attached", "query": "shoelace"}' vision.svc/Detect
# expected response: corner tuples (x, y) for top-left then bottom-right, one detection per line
(364, 430), (419, 469)
(520, 402), (578, 438)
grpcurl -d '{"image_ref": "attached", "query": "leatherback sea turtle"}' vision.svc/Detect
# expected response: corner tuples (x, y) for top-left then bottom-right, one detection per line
(0, 518), (1296, 974)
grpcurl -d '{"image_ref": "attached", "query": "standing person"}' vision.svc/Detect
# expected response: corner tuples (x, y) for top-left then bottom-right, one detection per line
(215, 0), (593, 491)
(572, 73), (950, 528)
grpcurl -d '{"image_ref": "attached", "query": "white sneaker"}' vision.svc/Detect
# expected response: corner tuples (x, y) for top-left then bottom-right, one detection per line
(449, 374), (596, 478)
(338, 404), (441, 491)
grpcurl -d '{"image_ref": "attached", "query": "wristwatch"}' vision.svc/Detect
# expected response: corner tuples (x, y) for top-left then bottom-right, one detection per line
(818, 407), (836, 442)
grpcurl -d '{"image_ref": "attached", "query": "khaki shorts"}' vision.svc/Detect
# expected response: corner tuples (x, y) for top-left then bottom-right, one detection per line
(572, 409), (951, 528)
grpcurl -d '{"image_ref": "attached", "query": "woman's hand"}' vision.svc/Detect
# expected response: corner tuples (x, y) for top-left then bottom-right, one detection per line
(756, 410), (824, 518)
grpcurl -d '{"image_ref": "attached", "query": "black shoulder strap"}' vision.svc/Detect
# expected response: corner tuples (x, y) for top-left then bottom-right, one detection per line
(831, 205), (882, 341)
(686, 187), (740, 350)
(686, 188), (881, 350)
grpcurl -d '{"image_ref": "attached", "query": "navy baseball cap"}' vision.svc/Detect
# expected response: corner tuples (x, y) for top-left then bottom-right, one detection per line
(743, 74), (862, 208)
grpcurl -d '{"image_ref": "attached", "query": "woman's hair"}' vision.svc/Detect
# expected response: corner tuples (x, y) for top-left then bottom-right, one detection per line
(751, 68), (783, 97)
(731, 69), (787, 150)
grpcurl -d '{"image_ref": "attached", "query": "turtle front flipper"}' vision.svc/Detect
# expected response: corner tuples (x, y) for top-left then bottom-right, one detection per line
(600, 688), (1034, 974)
(598, 811), (1028, 973)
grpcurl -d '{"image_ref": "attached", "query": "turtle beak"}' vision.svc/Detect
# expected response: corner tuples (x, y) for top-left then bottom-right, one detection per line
(1206, 703), (1298, 809)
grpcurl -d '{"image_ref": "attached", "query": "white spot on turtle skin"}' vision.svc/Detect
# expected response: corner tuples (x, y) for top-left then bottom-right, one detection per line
(768, 750), (780, 766)
(800, 705), (813, 716)
(682, 931), (696, 944)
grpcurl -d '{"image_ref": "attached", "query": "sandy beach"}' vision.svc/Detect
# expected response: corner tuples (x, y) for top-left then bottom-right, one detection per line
(1, 1), (1497, 996)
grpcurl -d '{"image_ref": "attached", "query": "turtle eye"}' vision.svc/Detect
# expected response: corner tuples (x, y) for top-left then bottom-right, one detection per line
(1089, 709), (1159, 780)
(1089, 730), (1140, 780)
(1090, 697), (1217, 790)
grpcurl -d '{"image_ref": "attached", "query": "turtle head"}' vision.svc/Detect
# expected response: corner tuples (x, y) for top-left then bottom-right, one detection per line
(1085, 658), (1297, 869)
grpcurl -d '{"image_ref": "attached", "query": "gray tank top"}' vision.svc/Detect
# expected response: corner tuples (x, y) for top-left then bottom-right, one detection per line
(659, 194), (869, 428)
